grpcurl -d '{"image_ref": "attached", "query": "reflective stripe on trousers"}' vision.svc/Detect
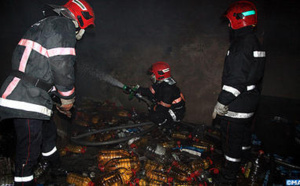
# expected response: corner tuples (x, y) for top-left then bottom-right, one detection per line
(14, 175), (34, 182)
(42, 146), (57, 157)
(168, 109), (179, 122)
(225, 155), (241, 162)
(242, 146), (251, 150)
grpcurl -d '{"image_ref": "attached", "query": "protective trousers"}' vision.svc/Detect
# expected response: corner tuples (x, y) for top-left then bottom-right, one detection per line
(149, 109), (173, 126)
(13, 118), (58, 186)
(220, 119), (252, 179)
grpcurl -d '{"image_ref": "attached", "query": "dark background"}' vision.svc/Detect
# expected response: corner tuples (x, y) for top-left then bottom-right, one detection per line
(1, 0), (300, 126)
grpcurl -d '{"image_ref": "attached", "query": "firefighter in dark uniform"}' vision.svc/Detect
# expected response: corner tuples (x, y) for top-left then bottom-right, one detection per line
(212, 1), (266, 184)
(0, 0), (95, 185)
(137, 61), (186, 126)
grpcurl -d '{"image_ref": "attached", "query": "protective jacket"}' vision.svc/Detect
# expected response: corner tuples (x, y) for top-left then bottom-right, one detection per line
(0, 16), (76, 121)
(218, 26), (266, 122)
(138, 78), (185, 123)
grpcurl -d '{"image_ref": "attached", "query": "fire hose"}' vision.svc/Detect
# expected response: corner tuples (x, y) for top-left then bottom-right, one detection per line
(70, 84), (157, 146)
(70, 121), (156, 146)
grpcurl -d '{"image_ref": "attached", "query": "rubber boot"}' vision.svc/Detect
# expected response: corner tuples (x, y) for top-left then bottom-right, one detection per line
(241, 148), (252, 164)
(14, 180), (37, 186)
(34, 158), (51, 184)
(48, 152), (68, 177)
(215, 161), (240, 186)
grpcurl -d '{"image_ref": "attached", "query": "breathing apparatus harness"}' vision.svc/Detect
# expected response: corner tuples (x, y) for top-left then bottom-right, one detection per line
(10, 70), (61, 105)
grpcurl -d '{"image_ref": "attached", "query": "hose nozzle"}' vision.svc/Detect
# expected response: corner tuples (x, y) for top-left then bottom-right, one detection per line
(122, 85), (131, 92)
(123, 85), (140, 100)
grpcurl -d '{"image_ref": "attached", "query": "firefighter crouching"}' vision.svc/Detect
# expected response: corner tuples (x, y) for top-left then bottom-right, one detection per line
(133, 61), (186, 126)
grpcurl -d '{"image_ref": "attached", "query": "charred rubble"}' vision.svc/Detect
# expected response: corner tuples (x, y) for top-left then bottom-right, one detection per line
(1, 97), (300, 185)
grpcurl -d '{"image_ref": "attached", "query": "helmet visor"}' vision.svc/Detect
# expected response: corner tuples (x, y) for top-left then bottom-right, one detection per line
(48, 4), (76, 21)
(147, 66), (153, 75)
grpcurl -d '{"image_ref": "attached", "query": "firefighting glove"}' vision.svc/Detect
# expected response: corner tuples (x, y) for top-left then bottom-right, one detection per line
(212, 102), (228, 119)
(56, 97), (75, 118)
(128, 85), (140, 100)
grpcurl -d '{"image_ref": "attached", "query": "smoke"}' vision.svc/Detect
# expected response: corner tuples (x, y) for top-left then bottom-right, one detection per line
(76, 62), (124, 89)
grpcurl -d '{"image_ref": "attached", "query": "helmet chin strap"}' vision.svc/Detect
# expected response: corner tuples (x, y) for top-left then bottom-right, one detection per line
(73, 20), (85, 40)
(76, 29), (85, 40)
(150, 74), (156, 84)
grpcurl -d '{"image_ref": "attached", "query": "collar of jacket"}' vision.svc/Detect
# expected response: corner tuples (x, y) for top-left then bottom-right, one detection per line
(230, 26), (254, 41)
(156, 77), (176, 85)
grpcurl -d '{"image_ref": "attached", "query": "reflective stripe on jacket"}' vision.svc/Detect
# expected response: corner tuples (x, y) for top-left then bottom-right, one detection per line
(0, 16), (76, 120)
(218, 27), (266, 120)
(138, 80), (186, 120)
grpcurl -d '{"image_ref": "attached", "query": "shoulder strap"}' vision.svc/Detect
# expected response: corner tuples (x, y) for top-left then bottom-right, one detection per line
(10, 70), (53, 92)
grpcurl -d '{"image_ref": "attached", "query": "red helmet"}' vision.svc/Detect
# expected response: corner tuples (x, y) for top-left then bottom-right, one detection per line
(148, 61), (171, 82)
(225, 1), (257, 30)
(63, 0), (95, 29)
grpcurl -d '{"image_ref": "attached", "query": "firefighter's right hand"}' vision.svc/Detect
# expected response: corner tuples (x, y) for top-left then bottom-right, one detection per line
(212, 102), (228, 119)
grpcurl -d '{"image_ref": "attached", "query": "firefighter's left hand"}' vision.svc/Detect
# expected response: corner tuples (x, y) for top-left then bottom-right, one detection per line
(212, 102), (228, 119)
(56, 98), (75, 118)
(123, 85), (140, 94)
(56, 105), (72, 118)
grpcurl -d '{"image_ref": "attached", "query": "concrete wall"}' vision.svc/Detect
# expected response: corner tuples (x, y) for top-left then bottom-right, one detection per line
(1, 0), (300, 125)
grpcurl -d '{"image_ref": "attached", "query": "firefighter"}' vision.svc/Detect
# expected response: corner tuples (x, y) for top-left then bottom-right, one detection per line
(136, 61), (186, 126)
(0, 0), (95, 185)
(212, 1), (266, 185)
